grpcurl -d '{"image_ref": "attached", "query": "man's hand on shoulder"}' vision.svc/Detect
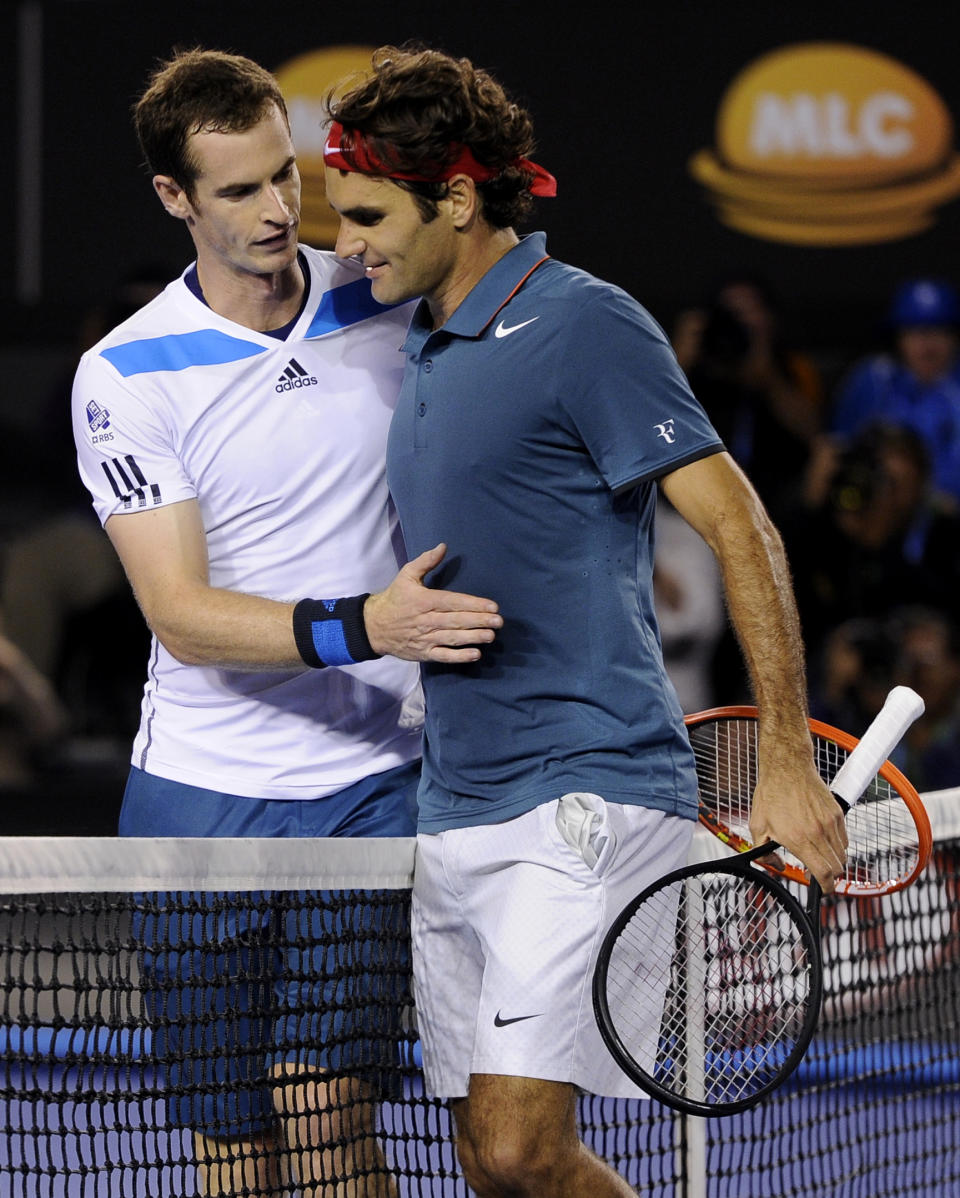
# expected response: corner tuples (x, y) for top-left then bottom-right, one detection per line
(364, 544), (502, 663)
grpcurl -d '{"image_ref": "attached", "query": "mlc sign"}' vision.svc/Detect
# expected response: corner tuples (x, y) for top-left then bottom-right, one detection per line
(689, 43), (960, 245)
(274, 46), (375, 247)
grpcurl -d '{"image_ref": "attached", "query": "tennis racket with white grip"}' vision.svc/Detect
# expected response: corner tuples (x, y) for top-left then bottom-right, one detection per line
(592, 687), (929, 1115)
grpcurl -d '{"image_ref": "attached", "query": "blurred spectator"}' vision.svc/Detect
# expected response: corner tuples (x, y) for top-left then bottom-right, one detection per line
(784, 422), (960, 667)
(810, 607), (960, 793)
(831, 277), (960, 504)
(1, 517), (127, 682)
(0, 612), (128, 833)
(673, 272), (824, 526)
(653, 494), (726, 712)
(811, 616), (896, 732)
(890, 607), (960, 792)
(0, 266), (168, 740)
(1, 265), (172, 537)
(0, 624), (68, 795)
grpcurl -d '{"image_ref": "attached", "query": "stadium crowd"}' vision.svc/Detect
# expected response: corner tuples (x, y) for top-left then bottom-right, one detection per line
(661, 272), (960, 788)
(3, 270), (960, 827)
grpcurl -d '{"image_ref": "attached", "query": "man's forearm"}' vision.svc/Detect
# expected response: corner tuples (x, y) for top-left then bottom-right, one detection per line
(141, 582), (302, 669)
(139, 549), (502, 670)
(715, 504), (812, 745)
(661, 452), (848, 889)
(661, 453), (812, 750)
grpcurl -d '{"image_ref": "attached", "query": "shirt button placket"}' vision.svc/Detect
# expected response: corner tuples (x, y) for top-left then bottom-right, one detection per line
(414, 358), (432, 448)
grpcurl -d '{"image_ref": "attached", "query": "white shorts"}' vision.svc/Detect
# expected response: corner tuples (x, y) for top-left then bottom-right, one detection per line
(411, 794), (694, 1099)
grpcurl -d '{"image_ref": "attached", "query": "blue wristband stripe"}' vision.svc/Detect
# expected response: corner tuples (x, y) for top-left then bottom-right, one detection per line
(292, 595), (379, 669)
(311, 619), (352, 667)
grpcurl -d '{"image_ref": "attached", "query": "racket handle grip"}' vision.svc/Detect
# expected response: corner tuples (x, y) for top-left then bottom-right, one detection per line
(829, 686), (924, 809)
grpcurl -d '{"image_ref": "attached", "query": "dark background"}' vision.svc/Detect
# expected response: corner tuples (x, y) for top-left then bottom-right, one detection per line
(5, 0), (960, 372)
(3, 0), (960, 829)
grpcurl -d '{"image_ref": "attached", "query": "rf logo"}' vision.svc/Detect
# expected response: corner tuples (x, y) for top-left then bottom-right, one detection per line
(654, 419), (677, 444)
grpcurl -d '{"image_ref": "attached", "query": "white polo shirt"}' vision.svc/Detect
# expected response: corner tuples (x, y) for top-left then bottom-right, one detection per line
(72, 246), (421, 800)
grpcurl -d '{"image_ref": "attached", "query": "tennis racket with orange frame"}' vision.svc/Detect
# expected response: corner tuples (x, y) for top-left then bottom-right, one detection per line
(685, 686), (932, 897)
(592, 686), (932, 1115)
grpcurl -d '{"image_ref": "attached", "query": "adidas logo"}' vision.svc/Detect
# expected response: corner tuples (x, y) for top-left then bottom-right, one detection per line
(276, 358), (318, 393)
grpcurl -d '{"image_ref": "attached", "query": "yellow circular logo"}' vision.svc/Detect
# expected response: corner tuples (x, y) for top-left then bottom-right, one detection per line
(274, 46), (375, 247)
(689, 42), (960, 244)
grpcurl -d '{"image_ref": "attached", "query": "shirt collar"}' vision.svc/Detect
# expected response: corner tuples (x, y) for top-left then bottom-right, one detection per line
(406, 232), (549, 345)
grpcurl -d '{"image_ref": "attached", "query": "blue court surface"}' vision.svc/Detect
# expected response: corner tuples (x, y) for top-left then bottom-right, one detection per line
(700, 1085), (960, 1198)
(2, 1059), (958, 1196)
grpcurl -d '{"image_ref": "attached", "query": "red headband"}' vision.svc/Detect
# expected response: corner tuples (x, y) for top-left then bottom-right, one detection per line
(323, 120), (557, 197)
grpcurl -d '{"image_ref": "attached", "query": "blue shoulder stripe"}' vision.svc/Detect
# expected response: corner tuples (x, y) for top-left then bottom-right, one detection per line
(100, 330), (267, 377)
(305, 277), (399, 337)
(100, 278), (397, 374)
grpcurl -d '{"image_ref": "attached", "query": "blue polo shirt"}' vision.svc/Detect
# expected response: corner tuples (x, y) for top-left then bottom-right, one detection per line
(387, 232), (725, 832)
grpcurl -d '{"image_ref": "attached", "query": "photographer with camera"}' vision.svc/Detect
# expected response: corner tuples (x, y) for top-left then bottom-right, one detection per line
(673, 273), (824, 530)
(673, 274), (825, 701)
(782, 422), (960, 701)
(832, 278), (960, 504)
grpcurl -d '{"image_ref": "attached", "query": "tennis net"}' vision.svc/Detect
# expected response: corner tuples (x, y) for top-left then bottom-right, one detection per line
(1, 790), (958, 1197)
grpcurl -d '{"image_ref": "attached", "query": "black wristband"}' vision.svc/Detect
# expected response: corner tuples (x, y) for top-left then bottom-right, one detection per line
(292, 594), (380, 668)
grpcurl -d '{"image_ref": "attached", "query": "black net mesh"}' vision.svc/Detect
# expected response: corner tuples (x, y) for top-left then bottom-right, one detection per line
(0, 815), (957, 1196)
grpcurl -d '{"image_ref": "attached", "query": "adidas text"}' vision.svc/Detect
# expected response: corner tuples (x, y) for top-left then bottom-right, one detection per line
(276, 374), (318, 393)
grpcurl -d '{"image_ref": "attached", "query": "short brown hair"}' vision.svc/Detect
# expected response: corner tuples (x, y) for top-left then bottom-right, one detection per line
(133, 48), (288, 199)
(327, 45), (538, 229)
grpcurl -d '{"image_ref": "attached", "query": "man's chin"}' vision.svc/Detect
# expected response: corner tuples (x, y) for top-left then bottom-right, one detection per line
(249, 245), (299, 276)
(369, 278), (396, 304)
(369, 274), (413, 308)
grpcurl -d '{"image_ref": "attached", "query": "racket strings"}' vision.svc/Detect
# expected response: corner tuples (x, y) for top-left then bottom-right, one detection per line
(688, 719), (923, 893)
(604, 870), (816, 1107)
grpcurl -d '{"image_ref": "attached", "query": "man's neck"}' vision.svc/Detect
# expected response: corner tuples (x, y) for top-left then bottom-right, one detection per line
(195, 255), (306, 332)
(428, 226), (519, 329)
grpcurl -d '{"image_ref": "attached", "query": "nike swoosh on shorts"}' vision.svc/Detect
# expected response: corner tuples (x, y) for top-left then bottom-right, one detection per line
(493, 1010), (543, 1027)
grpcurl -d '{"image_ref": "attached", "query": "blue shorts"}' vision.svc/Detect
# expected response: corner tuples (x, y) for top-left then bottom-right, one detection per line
(121, 761), (419, 1139)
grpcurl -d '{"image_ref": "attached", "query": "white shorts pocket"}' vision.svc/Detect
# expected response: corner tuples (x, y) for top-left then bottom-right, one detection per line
(555, 792), (618, 871)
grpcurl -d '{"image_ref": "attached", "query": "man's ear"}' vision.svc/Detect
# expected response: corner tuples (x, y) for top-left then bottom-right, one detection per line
(153, 175), (193, 222)
(445, 174), (479, 230)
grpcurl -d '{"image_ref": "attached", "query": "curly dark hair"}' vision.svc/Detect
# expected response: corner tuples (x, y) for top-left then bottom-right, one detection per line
(133, 48), (289, 200)
(327, 45), (539, 229)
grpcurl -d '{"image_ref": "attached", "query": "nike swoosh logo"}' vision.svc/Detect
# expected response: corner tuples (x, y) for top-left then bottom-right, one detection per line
(494, 317), (540, 338)
(493, 1010), (543, 1027)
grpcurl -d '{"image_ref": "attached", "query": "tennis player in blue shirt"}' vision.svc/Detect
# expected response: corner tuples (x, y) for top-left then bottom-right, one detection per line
(325, 44), (848, 1198)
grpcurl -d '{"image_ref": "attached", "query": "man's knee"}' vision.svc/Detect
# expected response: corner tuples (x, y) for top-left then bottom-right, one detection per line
(269, 1064), (377, 1141)
(459, 1132), (561, 1197)
(472, 1135), (553, 1193)
(455, 1079), (578, 1198)
(194, 1128), (288, 1198)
